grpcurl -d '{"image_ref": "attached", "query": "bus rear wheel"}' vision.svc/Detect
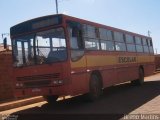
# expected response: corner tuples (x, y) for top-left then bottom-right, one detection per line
(86, 74), (102, 102)
(43, 95), (59, 104)
(131, 68), (144, 86)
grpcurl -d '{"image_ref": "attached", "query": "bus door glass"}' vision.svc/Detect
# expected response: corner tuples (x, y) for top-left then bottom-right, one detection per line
(13, 35), (34, 67)
(67, 21), (84, 61)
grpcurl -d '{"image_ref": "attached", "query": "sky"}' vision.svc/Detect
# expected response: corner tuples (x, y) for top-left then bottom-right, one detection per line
(0, 0), (160, 53)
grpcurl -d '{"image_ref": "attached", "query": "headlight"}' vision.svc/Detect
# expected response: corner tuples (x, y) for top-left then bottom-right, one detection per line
(16, 83), (23, 87)
(53, 80), (63, 85)
(16, 83), (20, 87)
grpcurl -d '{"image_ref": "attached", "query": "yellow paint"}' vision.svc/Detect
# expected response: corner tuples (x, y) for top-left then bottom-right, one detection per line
(86, 55), (117, 67)
(150, 56), (155, 62)
(71, 56), (86, 68)
(137, 56), (155, 63)
(71, 55), (155, 68)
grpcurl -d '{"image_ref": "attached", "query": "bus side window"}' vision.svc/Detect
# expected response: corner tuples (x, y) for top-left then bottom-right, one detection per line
(69, 27), (84, 49)
(77, 30), (83, 49)
(69, 28), (78, 49)
(67, 21), (85, 61)
(67, 21), (84, 50)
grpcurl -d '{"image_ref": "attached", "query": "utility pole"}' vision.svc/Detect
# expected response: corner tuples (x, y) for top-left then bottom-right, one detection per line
(55, 0), (59, 14)
(1, 33), (9, 39)
(155, 48), (158, 54)
(148, 30), (151, 37)
(1, 33), (9, 49)
(1, 33), (9, 44)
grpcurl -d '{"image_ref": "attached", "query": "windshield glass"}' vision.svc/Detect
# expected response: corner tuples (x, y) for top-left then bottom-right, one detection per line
(12, 27), (67, 67)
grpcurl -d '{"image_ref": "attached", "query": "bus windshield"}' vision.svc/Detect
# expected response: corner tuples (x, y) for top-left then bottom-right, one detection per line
(12, 27), (67, 67)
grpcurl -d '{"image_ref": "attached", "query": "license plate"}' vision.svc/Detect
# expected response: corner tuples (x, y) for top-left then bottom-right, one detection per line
(32, 88), (41, 92)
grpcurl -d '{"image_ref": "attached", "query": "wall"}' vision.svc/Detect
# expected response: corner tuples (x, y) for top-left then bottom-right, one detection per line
(0, 51), (14, 101)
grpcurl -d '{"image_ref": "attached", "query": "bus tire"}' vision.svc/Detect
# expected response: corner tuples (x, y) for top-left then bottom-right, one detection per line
(86, 74), (102, 102)
(131, 68), (144, 86)
(43, 95), (58, 104)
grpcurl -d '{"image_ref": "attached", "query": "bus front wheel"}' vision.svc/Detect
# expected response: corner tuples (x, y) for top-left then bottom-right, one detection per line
(86, 74), (102, 102)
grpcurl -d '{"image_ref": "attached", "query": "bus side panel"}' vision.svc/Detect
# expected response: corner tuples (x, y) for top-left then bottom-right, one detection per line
(143, 63), (155, 76)
(70, 56), (88, 95)
(101, 68), (117, 87)
(126, 65), (139, 81)
(115, 64), (139, 84)
(116, 65), (129, 83)
(86, 54), (118, 87)
(115, 53), (139, 84)
(145, 55), (155, 76)
(138, 54), (155, 76)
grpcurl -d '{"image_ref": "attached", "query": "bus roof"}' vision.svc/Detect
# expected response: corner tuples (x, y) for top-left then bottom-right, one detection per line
(62, 14), (151, 39)
(11, 14), (151, 39)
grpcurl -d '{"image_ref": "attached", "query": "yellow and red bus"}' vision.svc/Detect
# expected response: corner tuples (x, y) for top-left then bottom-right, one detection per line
(10, 14), (155, 102)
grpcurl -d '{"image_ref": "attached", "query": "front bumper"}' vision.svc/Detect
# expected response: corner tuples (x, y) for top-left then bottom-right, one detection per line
(15, 85), (70, 98)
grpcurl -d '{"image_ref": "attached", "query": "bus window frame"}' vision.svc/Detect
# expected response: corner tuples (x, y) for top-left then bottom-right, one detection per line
(66, 20), (85, 62)
(11, 25), (70, 67)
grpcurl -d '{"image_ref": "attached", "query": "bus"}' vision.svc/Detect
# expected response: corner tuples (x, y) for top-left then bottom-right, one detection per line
(10, 14), (155, 103)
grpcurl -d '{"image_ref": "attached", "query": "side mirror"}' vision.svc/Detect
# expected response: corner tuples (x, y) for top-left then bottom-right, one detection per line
(3, 37), (7, 49)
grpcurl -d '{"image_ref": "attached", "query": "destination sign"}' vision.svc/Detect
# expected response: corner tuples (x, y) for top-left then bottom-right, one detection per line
(32, 17), (59, 29)
(11, 15), (62, 36)
(119, 56), (137, 63)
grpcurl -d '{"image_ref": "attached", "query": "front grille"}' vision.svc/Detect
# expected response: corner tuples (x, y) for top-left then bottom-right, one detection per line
(17, 73), (60, 81)
(24, 80), (51, 87)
